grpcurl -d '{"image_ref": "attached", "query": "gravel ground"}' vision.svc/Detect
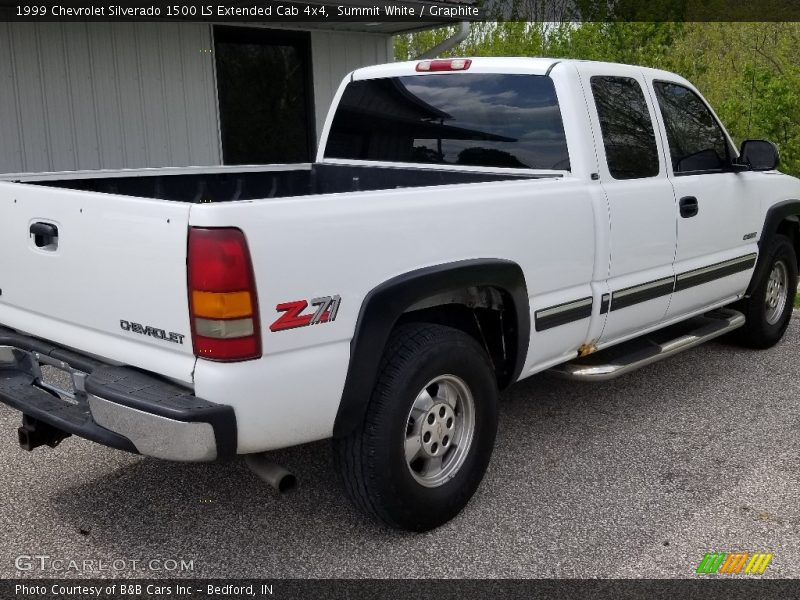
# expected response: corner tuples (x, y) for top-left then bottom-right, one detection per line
(1, 316), (799, 579)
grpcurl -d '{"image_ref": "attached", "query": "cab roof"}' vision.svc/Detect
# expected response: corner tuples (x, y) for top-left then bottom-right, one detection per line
(352, 56), (691, 89)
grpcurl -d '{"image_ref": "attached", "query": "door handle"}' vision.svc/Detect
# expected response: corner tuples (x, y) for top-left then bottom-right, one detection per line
(30, 222), (58, 248)
(679, 196), (699, 218)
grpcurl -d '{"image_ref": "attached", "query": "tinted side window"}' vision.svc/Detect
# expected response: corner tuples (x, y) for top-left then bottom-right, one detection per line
(654, 82), (730, 173)
(590, 76), (659, 180)
(325, 74), (570, 170)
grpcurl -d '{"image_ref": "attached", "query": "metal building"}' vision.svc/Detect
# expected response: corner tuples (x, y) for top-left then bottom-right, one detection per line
(0, 6), (471, 175)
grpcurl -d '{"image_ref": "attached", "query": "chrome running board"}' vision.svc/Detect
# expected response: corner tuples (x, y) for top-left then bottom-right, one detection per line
(548, 308), (745, 382)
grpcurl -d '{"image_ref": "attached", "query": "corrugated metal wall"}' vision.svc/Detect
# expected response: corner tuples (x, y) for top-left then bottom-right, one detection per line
(0, 22), (220, 174)
(0, 24), (391, 174)
(310, 30), (392, 145)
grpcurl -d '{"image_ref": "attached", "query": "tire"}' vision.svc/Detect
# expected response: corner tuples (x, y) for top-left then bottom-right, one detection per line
(333, 323), (499, 531)
(732, 234), (797, 348)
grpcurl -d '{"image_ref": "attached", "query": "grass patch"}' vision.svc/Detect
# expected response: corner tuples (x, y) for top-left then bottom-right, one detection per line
(795, 293), (800, 308)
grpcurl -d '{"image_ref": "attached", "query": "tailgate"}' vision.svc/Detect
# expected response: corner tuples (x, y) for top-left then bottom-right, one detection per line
(0, 181), (195, 383)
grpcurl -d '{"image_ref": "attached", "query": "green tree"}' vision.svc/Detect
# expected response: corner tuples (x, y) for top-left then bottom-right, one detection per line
(672, 24), (800, 175)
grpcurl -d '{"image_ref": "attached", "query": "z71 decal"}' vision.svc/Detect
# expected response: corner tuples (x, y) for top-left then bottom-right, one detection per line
(270, 295), (341, 332)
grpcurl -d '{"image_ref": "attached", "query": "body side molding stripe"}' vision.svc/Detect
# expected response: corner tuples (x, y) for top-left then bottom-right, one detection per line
(600, 293), (610, 314)
(675, 253), (758, 292)
(610, 277), (675, 312)
(535, 297), (593, 332)
(527, 253), (757, 330)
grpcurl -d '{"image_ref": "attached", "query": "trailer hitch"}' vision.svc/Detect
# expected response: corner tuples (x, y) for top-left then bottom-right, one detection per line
(18, 415), (71, 451)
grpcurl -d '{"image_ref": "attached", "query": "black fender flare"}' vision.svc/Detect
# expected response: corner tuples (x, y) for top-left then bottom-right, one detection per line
(333, 259), (529, 438)
(747, 199), (800, 296)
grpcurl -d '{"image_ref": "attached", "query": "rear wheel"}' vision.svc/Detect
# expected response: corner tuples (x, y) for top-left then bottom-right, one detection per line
(732, 234), (797, 348)
(333, 324), (498, 531)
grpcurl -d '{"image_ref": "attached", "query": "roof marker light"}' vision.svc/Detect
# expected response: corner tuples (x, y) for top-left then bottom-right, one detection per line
(416, 59), (472, 72)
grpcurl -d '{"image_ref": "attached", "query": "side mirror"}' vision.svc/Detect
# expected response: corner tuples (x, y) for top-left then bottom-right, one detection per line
(739, 139), (779, 171)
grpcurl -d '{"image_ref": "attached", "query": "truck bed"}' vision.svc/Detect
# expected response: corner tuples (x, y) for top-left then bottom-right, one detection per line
(9, 163), (540, 203)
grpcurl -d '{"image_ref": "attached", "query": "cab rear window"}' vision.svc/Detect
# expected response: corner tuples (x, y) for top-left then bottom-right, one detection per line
(325, 73), (570, 171)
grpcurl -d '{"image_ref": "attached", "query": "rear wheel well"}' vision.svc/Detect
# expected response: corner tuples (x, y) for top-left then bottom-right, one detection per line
(397, 285), (517, 388)
(333, 259), (529, 439)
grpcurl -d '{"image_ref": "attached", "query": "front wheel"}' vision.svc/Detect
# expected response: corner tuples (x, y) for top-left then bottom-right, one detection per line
(333, 324), (499, 531)
(732, 234), (797, 348)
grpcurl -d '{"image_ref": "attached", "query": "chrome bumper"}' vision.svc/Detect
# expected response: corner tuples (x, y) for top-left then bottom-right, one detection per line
(88, 395), (218, 461)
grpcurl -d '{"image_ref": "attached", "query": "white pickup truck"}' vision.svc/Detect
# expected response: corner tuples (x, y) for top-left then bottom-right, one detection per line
(1, 57), (798, 531)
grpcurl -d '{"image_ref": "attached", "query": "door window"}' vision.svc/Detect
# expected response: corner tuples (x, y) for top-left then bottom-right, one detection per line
(653, 82), (731, 174)
(590, 76), (660, 180)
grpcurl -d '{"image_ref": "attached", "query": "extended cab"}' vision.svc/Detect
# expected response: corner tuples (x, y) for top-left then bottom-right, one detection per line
(1, 57), (798, 531)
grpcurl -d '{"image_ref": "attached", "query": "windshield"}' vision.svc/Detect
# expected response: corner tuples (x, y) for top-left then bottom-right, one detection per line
(325, 73), (570, 171)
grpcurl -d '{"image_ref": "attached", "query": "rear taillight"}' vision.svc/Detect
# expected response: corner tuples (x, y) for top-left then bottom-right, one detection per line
(188, 227), (261, 361)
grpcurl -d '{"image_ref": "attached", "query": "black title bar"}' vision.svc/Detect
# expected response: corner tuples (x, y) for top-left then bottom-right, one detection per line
(3, 579), (800, 600)
(1, 0), (800, 22)
(0, 1), (485, 22)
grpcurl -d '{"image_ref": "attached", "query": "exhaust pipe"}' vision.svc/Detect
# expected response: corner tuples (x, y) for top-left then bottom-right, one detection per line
(18, 415), (70, 451)
(245, 454), (297, 493)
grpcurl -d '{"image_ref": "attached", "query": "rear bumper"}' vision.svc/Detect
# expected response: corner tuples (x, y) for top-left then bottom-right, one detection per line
(0, 326), (237, 461)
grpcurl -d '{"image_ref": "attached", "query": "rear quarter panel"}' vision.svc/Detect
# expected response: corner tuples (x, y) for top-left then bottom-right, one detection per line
(190, 177), (596, 452)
